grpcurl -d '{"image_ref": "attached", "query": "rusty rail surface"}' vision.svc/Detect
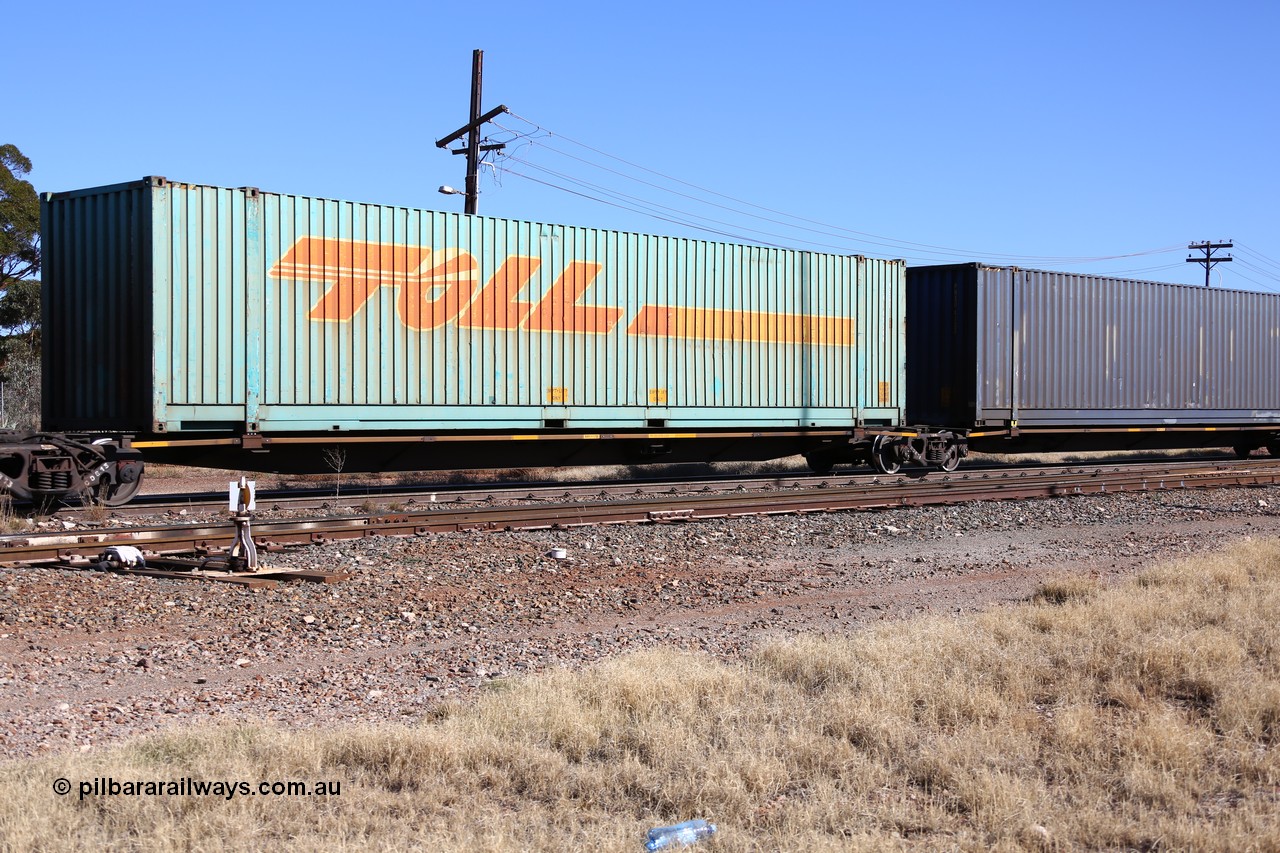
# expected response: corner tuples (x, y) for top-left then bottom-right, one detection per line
(4, 459), (1279, 568)
(63, 453), (1274, 519)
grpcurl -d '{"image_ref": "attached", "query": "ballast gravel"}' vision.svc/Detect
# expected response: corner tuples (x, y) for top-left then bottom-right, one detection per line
(1, 482), (1277, 758)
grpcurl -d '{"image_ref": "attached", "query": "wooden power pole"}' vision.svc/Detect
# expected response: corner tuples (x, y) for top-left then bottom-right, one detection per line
(1186, 240), (1233, 287)
(435, 49), (508, 215)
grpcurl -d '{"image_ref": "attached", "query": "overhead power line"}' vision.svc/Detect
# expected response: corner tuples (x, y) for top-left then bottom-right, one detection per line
(1235, 244), (1280, 275)
(1095, 262), (1186, 277)
(493, 111), (1183, 266)
(1230, 259), (1280, 293)
(497, 166), (775, 245)
(482, 111), (1277, 293)
(505, 154), (873, 252)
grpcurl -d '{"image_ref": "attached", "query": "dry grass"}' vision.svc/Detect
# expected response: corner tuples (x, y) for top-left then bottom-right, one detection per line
(4, 541), (1279, 850)
(77, 492), (112, 524)
(0, 494), (33, 532)
(142, 464), (230, 481)
(399, 457), (812, 486)
(148, 458), (815, 492)
(969, 448), (1235, 466)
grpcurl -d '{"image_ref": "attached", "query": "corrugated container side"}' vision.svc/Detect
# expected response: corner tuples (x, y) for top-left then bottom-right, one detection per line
(1010, 268), (1280, 420)
(40, 180), (154, 431)
(863, 255), (907, 418)
(244, 204), (905, 429)
(907, 263), (1280, 427)
(150, 181), (257, 428)
(42, 178), (907, 435)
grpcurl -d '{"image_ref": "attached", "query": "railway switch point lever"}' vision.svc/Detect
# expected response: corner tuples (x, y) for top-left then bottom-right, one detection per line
(227, 476), (258, 572)
(96, 545), (147, 572)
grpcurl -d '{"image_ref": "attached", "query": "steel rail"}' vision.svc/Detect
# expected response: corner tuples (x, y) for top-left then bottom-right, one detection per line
(65, 454), (1278, 519)
(3, 459), (1278, 568)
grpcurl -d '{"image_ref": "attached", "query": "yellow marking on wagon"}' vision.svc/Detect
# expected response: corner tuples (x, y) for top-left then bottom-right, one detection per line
(133, 438), (241, 448)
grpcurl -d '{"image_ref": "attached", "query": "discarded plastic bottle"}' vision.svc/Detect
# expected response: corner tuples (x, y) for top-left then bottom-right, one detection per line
(645, 818), (717, 850)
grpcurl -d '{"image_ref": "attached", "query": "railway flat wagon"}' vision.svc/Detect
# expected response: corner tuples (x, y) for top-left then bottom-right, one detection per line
(906, 262), (1280, 457)
(33, 176), (907, 497)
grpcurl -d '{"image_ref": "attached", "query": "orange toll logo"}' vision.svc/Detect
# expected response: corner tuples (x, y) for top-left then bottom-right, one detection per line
(268, 237), (620, 334)
(268, 237), (855, 344)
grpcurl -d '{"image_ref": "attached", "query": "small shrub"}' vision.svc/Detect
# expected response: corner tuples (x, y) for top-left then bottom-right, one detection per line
(323, 446), (347, 497)
(1033, 574), (1098, 604)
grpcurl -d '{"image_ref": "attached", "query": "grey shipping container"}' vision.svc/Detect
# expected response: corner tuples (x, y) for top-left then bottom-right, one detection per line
(906, 263), (1280, 453)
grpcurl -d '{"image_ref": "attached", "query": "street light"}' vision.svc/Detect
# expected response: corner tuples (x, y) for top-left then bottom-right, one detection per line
(438, 185), (464, 197)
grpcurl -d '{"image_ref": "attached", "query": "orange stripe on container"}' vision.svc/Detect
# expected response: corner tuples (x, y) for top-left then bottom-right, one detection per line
(627, 306), (855, 345)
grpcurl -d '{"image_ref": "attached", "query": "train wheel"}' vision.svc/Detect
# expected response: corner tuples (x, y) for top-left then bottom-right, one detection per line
(1269, 442), (1280, 459)
(871, 436), (902, 475)
(1234, 444), (1253, 460)
(938, 444), (961, 472)
(94, 468), (145, 507)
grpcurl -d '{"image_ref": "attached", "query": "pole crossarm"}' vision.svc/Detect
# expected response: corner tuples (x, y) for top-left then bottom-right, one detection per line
(435, 104), (510, 149)
(451, 143), (507, 155)
(1186, 240), (1233, 287)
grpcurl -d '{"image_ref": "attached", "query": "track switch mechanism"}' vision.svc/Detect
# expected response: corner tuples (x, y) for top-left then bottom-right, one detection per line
(204, 476), (259, 573)
(227, 477), (258, 571)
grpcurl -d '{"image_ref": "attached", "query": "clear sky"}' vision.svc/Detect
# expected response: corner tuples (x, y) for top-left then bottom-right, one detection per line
(10, 0), (1279, 291)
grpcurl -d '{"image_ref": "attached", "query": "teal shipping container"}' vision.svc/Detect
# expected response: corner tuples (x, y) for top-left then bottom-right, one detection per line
(41, 178), (905, 472)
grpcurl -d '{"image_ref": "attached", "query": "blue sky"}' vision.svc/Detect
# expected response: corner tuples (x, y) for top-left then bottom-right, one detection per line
(11, 0), (1279, 290)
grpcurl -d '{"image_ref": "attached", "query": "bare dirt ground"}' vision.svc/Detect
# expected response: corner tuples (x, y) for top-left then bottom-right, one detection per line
(2, 477), (1277, 759)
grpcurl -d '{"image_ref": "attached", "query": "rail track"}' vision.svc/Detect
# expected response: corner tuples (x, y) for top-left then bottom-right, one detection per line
(2, 457), (1278, 586)
(54, 453), (1277, 519)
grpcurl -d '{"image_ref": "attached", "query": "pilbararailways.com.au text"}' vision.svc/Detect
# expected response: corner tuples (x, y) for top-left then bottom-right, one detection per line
(53, 777), (342, 801)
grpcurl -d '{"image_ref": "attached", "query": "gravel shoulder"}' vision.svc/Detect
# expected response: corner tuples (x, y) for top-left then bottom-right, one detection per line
(2, 483), (1277, 759)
